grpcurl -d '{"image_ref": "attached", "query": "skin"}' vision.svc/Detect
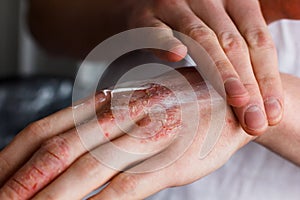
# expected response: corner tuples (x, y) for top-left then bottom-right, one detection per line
(0, 67), (300, 199)
(0, 1), (295, 199)
(27, 0), (300, 135)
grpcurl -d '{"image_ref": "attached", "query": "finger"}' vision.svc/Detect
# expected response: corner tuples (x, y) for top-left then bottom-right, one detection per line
(0, 135), (81, 199)
(89, 115), (212, 200)
(0, 84), (166, 199)
(89, 169), (170, 200)
(155, 1), (250, 107)
(131, 8), (187, 62)
(90, 149), (202, 200)
(0, 103), (147, 200)
(0, 91), (110, 185)
(227, 0), (284, 126)
(90, 102), (254, 200)
(90, 143), (183, 200)
(32, 83), (183, 199)
(32, 124), (177, 200)
(189, 1), (268, 134)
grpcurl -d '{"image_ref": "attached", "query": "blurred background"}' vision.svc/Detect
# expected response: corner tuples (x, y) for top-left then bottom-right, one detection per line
(0, 0), (77, 77)
(0, 0), (76, 148)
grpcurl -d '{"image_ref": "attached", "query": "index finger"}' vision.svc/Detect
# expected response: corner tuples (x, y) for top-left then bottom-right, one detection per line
(0, 91), (109, 185)
(227, 0), (284, 126)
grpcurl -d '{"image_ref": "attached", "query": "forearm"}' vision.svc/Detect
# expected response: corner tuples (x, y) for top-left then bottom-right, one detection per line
(256, 73), (300, 165)
(28, 0), (135, 58)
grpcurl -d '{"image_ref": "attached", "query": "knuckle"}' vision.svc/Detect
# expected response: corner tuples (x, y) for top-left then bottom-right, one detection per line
(243, 82), (259, 95)
(256, 74), (278, 89)
(245, 27), (275, 50)
(185, 24), (216, 43)
(219, 32), (247, 54)
(40, 136), (70, 166)
(214, 59), (234, 78)
(25, 118), (52, 139)
(74, 153), (101, 177)
(0, 155), (10, 173)
(6, 178), (29, 198)
(111, 174), (139, 195)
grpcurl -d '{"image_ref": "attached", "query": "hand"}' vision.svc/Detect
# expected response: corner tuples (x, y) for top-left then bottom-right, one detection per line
(29, 0), (300, 136)
(0, 67), (253, 199)
(127, 0), (284, 136)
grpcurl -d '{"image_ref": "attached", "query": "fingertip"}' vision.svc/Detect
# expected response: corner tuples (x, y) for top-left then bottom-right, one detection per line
(264, 97), (283, 126)
(243, 105), (268, 136)
(154, 44), (187, 62)
(167, 44), (188, 62)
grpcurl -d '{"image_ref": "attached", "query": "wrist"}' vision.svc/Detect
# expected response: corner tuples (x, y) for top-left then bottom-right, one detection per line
(254, 73), (300, 165)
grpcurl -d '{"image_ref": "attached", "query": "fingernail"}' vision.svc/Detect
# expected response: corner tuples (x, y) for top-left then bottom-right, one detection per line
(244, 105), (267, 131)
(224, 78), (248, 98)
(264, 98), (282, 124)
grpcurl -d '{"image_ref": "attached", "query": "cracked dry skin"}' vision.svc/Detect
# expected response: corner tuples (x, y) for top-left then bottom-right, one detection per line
(3, 136), (71, 199)
(124, 83), (182, 141)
